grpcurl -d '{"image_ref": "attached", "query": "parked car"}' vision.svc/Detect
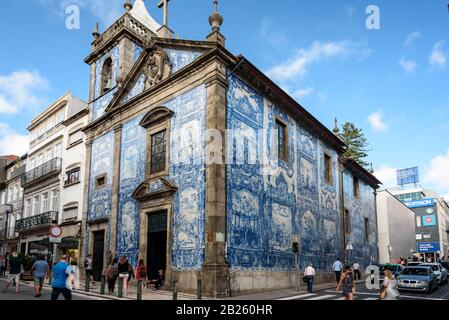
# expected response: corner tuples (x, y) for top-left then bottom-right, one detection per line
(407, 262), (422, 267)
(439, 261), (449, 270)
(419, 263), (448, 285)
(378, 264), (404, 282)
(396, 266), (439, 293)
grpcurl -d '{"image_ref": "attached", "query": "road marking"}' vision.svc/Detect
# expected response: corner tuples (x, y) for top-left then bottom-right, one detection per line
(278, 293), (316, 300)
(334, 297), (346, 300)
(363, 297), (378, 300)
(307, 294), (336, 300)
(327, 290), (445, 301)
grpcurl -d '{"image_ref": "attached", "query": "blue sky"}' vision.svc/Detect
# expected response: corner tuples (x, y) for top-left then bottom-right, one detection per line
(0, 0), (449, 198)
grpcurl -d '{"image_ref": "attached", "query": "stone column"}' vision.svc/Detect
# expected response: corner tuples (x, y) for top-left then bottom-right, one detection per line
(109, 124), (122, 258)
(80, 138), (93, 269)
(201, 61), (229, 298)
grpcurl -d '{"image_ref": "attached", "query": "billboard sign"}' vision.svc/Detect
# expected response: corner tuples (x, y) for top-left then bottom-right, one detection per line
(417, 242), (441, 253)
(397, 167), (419, 186)
(422, 215), (437, 227)
(404, 198), (435, 209)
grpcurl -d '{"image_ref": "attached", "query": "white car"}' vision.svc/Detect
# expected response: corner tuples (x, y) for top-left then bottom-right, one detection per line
(419, 263), (448, 285)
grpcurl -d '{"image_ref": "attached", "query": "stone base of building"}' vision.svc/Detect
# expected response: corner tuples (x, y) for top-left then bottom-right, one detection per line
(228, 270), (338, 296)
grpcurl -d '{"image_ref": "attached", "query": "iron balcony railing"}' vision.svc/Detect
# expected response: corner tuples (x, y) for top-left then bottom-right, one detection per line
(21, 158), (62, 187)
(15, 211), (58, 233)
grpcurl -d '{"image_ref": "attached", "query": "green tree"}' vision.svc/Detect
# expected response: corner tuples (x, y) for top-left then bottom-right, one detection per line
(333, 119), (371, 169)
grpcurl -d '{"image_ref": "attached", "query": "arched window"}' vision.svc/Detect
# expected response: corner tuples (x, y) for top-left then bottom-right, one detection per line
(101, 57), (113, 93)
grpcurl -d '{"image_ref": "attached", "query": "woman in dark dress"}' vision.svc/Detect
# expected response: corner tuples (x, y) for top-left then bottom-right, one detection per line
(336, 266), (355, 300)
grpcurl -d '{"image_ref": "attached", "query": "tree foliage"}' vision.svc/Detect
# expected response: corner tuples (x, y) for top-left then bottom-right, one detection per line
(335, 121), (371, 169)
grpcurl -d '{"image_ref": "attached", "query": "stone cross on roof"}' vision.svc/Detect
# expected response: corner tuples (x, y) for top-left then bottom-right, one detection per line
(158, 0), (170, 27)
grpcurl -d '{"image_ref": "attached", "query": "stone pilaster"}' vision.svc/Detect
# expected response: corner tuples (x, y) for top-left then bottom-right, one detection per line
(80, 138), (93, 266)
(109, 124), (122, 258)
(118, 38), (136, 86)
(201, 61), (229, 298)
(338, 159), (347, 264)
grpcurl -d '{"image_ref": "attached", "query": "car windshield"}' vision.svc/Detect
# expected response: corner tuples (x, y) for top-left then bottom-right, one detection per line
(379, 265), (398, 272)
(402, 268), (429, 276)
(421, 265), (439, 271)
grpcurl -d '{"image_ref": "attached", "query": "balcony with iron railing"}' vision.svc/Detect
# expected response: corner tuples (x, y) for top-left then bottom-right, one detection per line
(21, 158), (62, 187)
(15, 211), (58, 233)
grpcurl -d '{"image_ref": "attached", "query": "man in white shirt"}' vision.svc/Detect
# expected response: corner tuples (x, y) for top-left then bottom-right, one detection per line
(304, 264), (316, 293)
(332, 258), (343, 283)
(353, 262), (361, 280)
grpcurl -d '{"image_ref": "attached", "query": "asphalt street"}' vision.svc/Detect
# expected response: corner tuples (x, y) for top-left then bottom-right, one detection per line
(0, 278), (106, 300)
(277, 280), (449, 301)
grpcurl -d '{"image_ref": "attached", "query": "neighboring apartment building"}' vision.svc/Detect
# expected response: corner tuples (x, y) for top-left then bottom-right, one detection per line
(376, 189), (416, 263)
(390, 187), (449, 260)
(56, 103), (89, 264)
(0, 155), (19, 255)
(3, 155), (27, 254)
(18, 92), (87, 262)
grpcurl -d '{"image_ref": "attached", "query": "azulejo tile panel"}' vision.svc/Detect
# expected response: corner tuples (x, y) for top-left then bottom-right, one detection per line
(226, 74), (377, 272)
(93, 88), (118, 121)
(165, 49), (204, 74)
(116, 115), (146, 267)
(88, 131), (114, 221)
(122, 73), (146, 104)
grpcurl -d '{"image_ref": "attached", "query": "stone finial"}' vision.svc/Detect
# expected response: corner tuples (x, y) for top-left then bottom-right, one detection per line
(92, 21), (100, 39)
(333, 117), (340, 135)
(209, 0), (223, 32)
(124, 0), (133, 12)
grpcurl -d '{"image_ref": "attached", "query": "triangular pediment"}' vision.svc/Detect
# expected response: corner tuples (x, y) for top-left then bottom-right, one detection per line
(104, 38), (215, 113)
(132, 177), (178, 201)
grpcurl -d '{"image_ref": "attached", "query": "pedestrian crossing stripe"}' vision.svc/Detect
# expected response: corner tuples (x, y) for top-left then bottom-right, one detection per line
(278, 293), (316, 300)
(307, 294), (337, 300)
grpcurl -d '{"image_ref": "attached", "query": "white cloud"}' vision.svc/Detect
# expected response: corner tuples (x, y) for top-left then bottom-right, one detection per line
(293, 88), (314, 99)
(260, 17), (288, 48)
(0, 123), (29, 156)
(399, 58), (417, 73)
(404, 32), (420, 47)
(367, 111), (387, 132)
(429, 41), (447, 70)
(374, 165), (397, 188)
(0, 70), (49, 114)
(266, 41), (371, 81)
(423, 149), (449, 190)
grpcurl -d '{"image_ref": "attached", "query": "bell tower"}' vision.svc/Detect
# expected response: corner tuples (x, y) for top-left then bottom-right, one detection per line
(84, 0), (169, 122)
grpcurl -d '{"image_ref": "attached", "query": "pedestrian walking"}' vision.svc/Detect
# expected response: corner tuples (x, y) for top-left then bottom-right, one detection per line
(118, 256), (130, 295)
(31, 255), (49, 297)
(332, 258), (343, 283)
(136, 259), (147, 289)
(304, 263), (316, 293)
(353, 261), (361, 280)
(2, 252), (22, 294)
(336, 266), (355, 300)
(0, 256), (5, 277)
(84, 254), (94, 287)
(51, 255), (75, 300)
(105, 258), (118, 294)
(380, 270), (400, 300)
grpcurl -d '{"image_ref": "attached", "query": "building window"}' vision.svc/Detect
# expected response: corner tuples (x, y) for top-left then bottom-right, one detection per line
(42, 192), (49, 212)
(344, 209), (350, 234)
(45, 148), (53, 163)
(150, 130), (167, 175)
(275, 120), (288, 161)
(66, 169), (80, 185)
(55, 111), (65, 126)
(54, 143), (62, 158)
(33, 196), (40, 216)
(364, 218), (370, 242)
(37, 153), (44, 166)
(13, 185), (19, 201)
(68, 130), (83, 146)
(101, 57), (114, 93)
(353, 176), (360, 199)
(324, 153), (333, 184)
(25, 199), (32, 217)
(51, 190), (59, 212)
(95, 174), (107, 190)
(7, 187), (13, 202)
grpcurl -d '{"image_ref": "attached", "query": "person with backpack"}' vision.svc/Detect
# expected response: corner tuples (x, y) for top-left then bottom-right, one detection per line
(2, 252), (23, 294)
(104, 258), (118, 294)
(136, 259), (147, 290)
(84, 254), (94, 287)
(336, 265), (356, 300)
